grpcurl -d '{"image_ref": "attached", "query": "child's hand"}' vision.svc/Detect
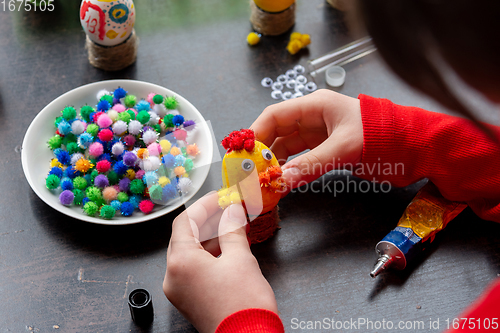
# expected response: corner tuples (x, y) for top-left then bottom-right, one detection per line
(251, 89), (363, 190)
(163, 192), (278, 333)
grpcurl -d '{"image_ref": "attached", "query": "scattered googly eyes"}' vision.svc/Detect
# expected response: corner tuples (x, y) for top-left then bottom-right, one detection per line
(293, 92), (303, 98)
(272, 82), (283, 91)
(241, 159), (255, 172)
(277, 74), (288, 84)
(286, 79), (296, 89)
(282, 91), (293, 100)
(295, 84), (305, 93)
(294, 65), (305, 74)
(305, 81), (317, 92)
(261, 77), (273, 87)
(271, 90), (283, 99)
(262, 149), (273, 161)
(285, 69), (297, 80)
(296, 75), (307, 85)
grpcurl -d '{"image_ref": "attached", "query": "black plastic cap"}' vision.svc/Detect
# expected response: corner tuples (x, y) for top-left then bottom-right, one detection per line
(128, 289), (154, 325)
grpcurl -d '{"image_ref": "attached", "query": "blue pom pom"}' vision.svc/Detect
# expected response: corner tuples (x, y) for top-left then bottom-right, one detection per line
(98, 153), (112, 162)
(54, 149), (71, 165)
(121, 202), (135, 216)
(82, 197), (91, 206)
(129, 195), (142, 209)
(113, 87), (127, 99)
(174, 155), (186, 167)
(58, 120), (72, 135)
(172, 115), (185, 127)
(135, 100), (151, 112)
(110, 200), (121, 211)
(143, 171), (158, 185)
(162, 154), (175, 168)
(83, 173), (92, 184)
(65, 166), (80, 179)
(113, 160), (128, 175)
(162, 183), (178, 200)
(78, 133), (93, 149)
(49, 167), (63, 178)
(97, 100), (111, 111)
(60, 177), (74, 191)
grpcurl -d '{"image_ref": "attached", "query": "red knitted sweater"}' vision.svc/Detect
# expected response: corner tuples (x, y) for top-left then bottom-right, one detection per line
(215, 95), (500, 333)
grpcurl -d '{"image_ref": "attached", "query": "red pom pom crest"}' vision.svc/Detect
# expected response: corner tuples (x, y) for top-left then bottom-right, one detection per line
(221, 129), (256, 153)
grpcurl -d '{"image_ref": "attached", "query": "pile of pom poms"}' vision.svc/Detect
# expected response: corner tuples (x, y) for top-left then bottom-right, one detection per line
(45, 87), (201, 219)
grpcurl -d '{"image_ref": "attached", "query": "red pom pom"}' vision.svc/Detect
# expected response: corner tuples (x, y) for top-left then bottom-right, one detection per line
(221, 137), (231, 150)
(96, 160), (111, 173)
(92, 111), (104, 122)
(139, 199), (154, 214)
(259, 172), (270, 185)
(267, 165), (282, 178)
(244, 139), (255, 152)
(221, 129), (256, 153)
(98, 129), (114, 142)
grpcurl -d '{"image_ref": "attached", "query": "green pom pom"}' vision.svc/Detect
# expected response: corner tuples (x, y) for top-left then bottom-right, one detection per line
(107, 171), (119, 185)
(46, 174), (60, 189)
(184, 158), (194, 172)
(124, 95), (137, 108)
(86, 186), (102, 202)
(129, 179), (145, 194)
(181, 147), (187, 157)
(61, 133), (77, 146)
(80, 105), (95, 122)
(117, 192), (129, 203)
(47, 135), (62, 150)
(163, 114), (174, 128)
(100, 94), (113, 104)
(153, 124), (161, 133)
(99, 205), (116, 219)
(86, 123), (99, 137)
(164, 96), (178, 110)
(73, 176), (88, 190)
(54, 116), (63, 128)
(90, 169), (99, 183)
(118, 112), (132, 124)
(136, 111), (150, 124)
(62, 106), (77, 120)
(149, 184), (163, 200)
(65, 142), (80, 154)
(126, 109), (136, 121)
(72, 189), (85, 205)
(153, 94), (163, 104)
(83, 201), (99, 216)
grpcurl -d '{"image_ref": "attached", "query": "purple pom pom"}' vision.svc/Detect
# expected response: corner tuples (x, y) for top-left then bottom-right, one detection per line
(123, 152), (137, 167)
(94, 174), (109, 188)
(183, 120), (196, 130)
(119, 177), (131, 192)
(59, 190), (74, 205)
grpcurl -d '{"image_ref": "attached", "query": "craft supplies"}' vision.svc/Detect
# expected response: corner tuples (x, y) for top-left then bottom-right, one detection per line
(261, 64), (316, 101)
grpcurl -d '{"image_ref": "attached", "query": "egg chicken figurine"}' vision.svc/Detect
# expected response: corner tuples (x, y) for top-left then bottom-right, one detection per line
(218, 129), (286, 244)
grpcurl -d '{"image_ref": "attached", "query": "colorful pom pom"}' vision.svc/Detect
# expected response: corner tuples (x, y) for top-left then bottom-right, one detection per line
(112, 120), (128, 135)
(99, 205), (116, 219)
(114, 87), (127, 99)
(177, 177), (192, 194)
(59, 190), (74, 205)
(96, 160), (111, 173)
(117, 191), (129, 203)
(164, 96), (178, 110)
(139, 199), (154, 214)
(142, 129), (158, 146)
(123, 134), (136, 147)
(119, 177), (131, 192)
(124, 95), (137, 107)
(111, 142), (125, 156)
(98, 129), (114, 142)
(73, 176), (88, 190)
(148, 184), (163, 201)
(62, 106), (77, 120)
(46, 174), (61, 189)
(102, 186), (118, 203)
(112, 103), (126, 113)
(83, 201), (99, 216)
(136, 100), (151, 112)
(129, 179), (145, 194)
(120, 202), (135, 216)
(94, 174), (109, 188)
(88, 142), (104, 158)
(71, 120), (86, 135)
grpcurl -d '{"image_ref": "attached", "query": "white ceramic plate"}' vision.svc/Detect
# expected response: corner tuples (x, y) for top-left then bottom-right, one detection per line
(21, 80), (213, 225)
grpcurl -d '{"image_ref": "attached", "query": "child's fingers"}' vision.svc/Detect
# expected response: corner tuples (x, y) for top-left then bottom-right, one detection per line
(217, 204), (250, 256)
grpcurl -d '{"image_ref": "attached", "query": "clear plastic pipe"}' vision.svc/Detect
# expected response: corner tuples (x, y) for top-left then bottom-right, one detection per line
(308, 36), (377, 78)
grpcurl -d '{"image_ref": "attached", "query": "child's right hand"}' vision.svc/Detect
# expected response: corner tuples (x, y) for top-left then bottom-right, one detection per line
(250, 89), (364, 191)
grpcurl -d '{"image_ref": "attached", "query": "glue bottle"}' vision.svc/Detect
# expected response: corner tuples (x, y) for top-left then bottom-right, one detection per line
(370, 182), (467, 277)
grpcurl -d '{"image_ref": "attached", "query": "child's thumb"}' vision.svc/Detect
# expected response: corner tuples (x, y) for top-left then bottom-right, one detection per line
(218, 204), (250, 255)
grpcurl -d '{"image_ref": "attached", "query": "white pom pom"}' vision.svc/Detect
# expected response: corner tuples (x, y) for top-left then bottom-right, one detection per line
(141, 156), (161, 171)
(142, 129), (158, 145)
(177, 177), (192, 194)
(153, 104), (167, 117)
(148, 111), (159, 126)
(112, 120), (128, 135)
(128, 120), (143, 135)
(71, 153), (84, 165)
(71, 120), (86, 135)
(167, 110), (180, 116)
(107, 110), (118, 122)
(96, 89), (110, 101)
(111, 142), (125, 156)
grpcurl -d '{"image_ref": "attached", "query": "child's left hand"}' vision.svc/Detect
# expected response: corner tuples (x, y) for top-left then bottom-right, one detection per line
(163, 192), (278, 333)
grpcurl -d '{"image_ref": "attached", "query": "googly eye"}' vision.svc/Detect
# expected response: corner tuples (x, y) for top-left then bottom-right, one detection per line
(286, 79), (296, 89)
(261, 77), (273, 88)
(295, 84), (305, 93)
(272, 82), (283, 91)
(241, 159), (255, 172)
(305, 82), (317, 92)
(285, 69), (297, 80)
(293, 91), (304, 98)
(296, 75), (307, 85)
(294, 65), (305, 74)
(277, 74), (288, 84)
(271, 90), (283, 99)
(262, 149), (273, 161)
(282, 91), (293, 100)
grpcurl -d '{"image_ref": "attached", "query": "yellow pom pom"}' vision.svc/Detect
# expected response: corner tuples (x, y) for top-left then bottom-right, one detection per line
(229, 191), (241, 204)
(174, 166), (185, 176)
(218, 195), (231, 209)
(287, 39), (303, 55)
(300, 34), (311, 46)
(50, 158), (63, 168)
(247, 32), (261, 46)
(290, 32), (302, 41)
(158, 176), (170, 187)
(170, 146), (181, 156)
(125, 169), (136, 180)
(137, 148), (149, 160)
(159, 140), (171, 154)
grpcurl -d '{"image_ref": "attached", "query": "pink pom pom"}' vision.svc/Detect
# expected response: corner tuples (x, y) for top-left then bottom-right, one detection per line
(147, 143), (161, 156)
(89, 142), (104, 157)
(98, 129), (114, 142)
(127, 108), (138, 116)
(147, 93), (156, 105)
(102, 186), (118, 203)
(112, 104), (126, 113)
(113, 185), (120, 192)
(173, 128), (187, 141)
(97, 114), (112, 128)
(139, 199), (154, 214)
(96, 160), (111, 173)
(123, 134), (136, 147)
(135, 169), (145, 180)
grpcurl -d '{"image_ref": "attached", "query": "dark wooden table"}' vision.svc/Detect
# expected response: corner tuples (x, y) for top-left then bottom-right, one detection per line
(1, 0), (499, 332)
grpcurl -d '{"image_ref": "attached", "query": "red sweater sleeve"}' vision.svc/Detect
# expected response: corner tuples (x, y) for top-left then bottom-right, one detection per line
(215, 308), (284, 333)
(357, 94), (500, 222)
